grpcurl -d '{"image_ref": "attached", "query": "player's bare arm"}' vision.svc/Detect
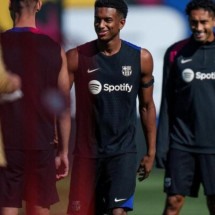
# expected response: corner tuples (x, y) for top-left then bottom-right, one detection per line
(66, 47), (79, 88)
(55, 47), (71, 180)
(0, 72), (21, 93)
(137, 48), (156, 181)
(0, 48), (21, 93)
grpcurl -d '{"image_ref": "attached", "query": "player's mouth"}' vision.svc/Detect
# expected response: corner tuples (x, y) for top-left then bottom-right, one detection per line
(193, 31), (205, 40)
(97, 30), (108, 37)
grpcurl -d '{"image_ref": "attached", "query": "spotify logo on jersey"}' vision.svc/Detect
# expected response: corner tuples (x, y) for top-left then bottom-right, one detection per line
(182, 69), (194, 83)
(88, 80), (102, 95)
(88, 80), (133, 95)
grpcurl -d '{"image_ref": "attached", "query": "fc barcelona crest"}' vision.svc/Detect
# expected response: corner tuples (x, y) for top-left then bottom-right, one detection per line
(122, 66), (132, 77)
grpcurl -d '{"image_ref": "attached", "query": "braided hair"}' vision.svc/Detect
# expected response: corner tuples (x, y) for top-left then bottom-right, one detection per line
(94, 0), (128, 18)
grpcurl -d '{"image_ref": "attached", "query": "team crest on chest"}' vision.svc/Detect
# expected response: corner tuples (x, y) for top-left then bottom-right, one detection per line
(122, 66), (132, 77)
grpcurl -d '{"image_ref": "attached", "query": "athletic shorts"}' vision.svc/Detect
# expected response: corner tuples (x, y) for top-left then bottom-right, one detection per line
(67, 153), (137, 215)
(164, 148), (215, 197)
(0, 149), (59, 208)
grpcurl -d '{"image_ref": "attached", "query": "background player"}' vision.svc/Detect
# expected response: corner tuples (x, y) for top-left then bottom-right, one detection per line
(156, 0), (215, 214)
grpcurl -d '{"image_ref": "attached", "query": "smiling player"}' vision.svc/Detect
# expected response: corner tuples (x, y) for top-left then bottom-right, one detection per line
(66, 0), (156, 215)
(156, 0), (215, 214)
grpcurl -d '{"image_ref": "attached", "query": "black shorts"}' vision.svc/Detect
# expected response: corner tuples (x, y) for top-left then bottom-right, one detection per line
(164, 148), (215, 197)
(67, 153), (137, 214)
(0, 149), (59, 208)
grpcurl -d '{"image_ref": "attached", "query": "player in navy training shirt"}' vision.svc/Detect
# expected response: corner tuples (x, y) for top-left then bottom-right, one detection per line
(156, 0), (215, 214)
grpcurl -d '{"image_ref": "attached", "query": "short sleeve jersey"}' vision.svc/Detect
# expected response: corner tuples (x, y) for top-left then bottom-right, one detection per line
(74, 40), (141, 158)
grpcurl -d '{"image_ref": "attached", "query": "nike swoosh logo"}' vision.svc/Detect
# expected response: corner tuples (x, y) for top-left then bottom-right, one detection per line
(181, 59), (192, 64)
(87, 68), (99, 73)
(114, 198), (126, 202)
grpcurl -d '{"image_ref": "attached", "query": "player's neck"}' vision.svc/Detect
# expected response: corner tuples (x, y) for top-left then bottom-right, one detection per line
(14, 15), (36, 28)
(98, 38), (122, 56)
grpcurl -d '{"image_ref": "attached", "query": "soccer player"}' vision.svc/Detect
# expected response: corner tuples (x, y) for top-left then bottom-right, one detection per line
(156, 0), (215, 214)
(66, 0), (156, 214)
(0, 0), (71, 215)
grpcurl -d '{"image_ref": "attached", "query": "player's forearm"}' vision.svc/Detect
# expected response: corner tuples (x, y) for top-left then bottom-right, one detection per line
(58, 109), (71, 155)
(139, 102), (157, 157)
(0, 48), (11, 92)
(0, 65), (12, 93)
(0, 67), (21, 93)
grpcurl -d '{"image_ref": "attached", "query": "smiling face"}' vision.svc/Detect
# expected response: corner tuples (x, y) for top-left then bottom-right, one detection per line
(94, 7), (125, 42)
(189, 8), (215, 43)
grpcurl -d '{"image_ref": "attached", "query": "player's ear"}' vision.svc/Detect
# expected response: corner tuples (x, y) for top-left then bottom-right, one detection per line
(36, 0), (42, 12)
(213, 16), (215, 27)
(119, 18), (126, 31)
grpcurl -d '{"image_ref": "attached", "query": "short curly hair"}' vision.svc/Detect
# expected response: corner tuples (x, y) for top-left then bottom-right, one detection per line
(186, 0), (215, 16)
(94, 0), (128, 18)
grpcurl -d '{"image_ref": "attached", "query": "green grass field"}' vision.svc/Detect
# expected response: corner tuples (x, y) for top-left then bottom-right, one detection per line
(51, 168), (208, 215)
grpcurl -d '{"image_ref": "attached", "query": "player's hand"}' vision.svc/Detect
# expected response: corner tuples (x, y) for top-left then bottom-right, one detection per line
(55, 152), (69, 180)
(0, 72), (22, 103)
(7, 72), (21, 91)
(137, 164), (147, 181)
(0, 89), (23, 103)
(137, 154), (154, 181)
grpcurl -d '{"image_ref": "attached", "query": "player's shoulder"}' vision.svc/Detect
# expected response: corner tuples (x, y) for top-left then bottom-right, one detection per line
(122, 40), (141, 51)
(35, 30), (61, 47)
(165, 38), (191, 63)
(77, 40), (98, 57)
(2, 27), (60, 47)
(167, 38), (190, 54)
(66, 40), (97, 60)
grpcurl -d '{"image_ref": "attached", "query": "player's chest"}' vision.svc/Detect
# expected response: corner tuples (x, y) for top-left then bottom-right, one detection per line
(175, 49), (215, 84)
